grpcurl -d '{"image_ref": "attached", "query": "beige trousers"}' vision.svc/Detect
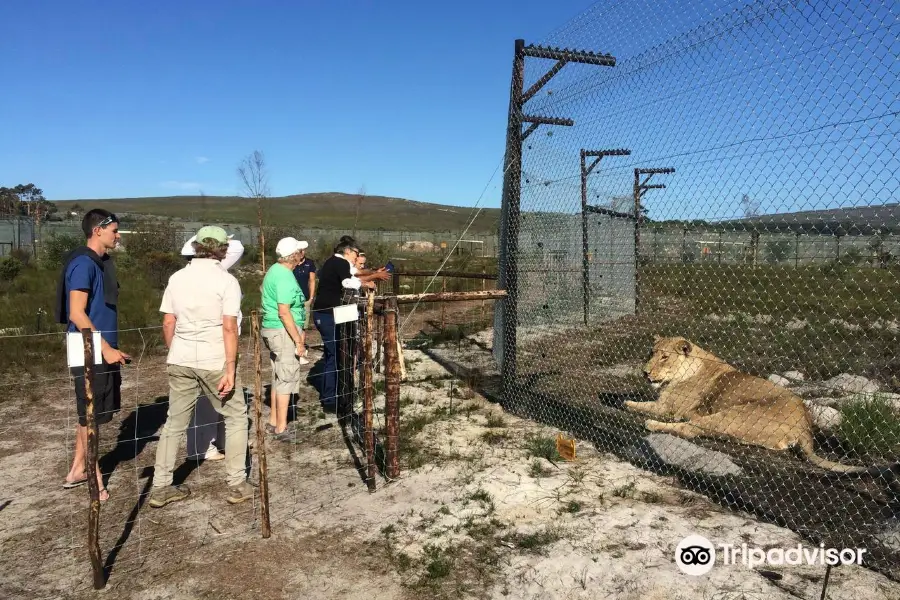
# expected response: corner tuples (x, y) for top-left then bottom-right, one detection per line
(153, 364), (249, 488)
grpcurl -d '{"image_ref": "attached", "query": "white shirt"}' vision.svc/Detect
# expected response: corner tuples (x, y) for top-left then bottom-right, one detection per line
(160, 259), (242, 371)
(334, 253), (362, 290)
(180, 236), (245, 333)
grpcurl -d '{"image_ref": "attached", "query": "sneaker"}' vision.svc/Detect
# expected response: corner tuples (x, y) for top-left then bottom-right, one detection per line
(204, 442), (225, 461)
(271, 427), (295, 443)
(148, 484), (191, 508)
(226, 480), (256, 505)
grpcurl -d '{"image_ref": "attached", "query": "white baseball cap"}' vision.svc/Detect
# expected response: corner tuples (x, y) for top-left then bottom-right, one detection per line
(275, 237), (309, 258)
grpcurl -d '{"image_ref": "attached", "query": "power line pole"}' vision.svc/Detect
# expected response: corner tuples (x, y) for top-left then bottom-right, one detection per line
(580, 148), (631, 325)
(499, 40), (616, 409)
(633, 167), (675, 312)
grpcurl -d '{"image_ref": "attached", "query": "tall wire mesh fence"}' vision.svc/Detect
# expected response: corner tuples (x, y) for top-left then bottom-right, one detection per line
(413, 0), (900, 584)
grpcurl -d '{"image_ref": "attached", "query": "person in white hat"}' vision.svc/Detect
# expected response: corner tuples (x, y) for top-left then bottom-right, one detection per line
(179, 232), (245, 462)
(260, 237), (309, 441)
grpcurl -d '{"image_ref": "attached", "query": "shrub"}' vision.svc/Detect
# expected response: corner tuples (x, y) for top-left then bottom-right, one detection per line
(764, 240), (792, 264)
(0, 257), (23, 282)
(43, 233), (82, 268)
(837, 393), (900, 458)
(837, 246), (864, 266)
(241, 244), (260, 267)
(122, 220), (182, 259)
(9, 247), (32, 267)
(144, 251), (185, 289)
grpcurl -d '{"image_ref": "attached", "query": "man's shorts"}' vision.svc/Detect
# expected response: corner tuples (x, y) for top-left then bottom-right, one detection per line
(262, 328), (301, 395)
(70, 363), (122, 427)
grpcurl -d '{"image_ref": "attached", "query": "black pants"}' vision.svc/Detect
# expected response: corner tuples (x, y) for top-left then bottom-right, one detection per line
(186, 395), (226, 459)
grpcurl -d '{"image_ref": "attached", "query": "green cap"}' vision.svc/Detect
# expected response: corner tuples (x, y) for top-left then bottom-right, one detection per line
(195, 225), (228, 244)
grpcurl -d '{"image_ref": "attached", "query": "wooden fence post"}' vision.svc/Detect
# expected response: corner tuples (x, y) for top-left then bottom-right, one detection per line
(81, 329), (105, 590)
(440, 276), (446, 331)
(251, 311), (271, 538)
(374, 314), (383, 375)
(363, 292), (377, 491)
(481, 266), (486, 325)
(383, 298), (401, 480)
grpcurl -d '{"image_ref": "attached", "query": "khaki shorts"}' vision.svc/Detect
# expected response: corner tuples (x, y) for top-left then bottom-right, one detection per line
(262, 328), (300, 395)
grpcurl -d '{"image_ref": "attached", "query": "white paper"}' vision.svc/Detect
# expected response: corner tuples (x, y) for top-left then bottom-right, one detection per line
(333, 304), (359, 325)
(66, 331), (103, 367)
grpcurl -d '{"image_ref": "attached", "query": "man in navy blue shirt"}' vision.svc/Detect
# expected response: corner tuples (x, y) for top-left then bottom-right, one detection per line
(58, 209), (130, 501)
(291, 242), (315, 330)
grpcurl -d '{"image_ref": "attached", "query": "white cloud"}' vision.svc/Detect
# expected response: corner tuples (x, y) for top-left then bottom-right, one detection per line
(195, 156), (210, 164)
(160, 180), (202, 191)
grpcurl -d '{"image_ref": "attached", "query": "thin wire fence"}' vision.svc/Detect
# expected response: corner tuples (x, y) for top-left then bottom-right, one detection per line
(0, 304), (392, 593)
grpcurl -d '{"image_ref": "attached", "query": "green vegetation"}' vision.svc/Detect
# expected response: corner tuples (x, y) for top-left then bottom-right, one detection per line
(642, 264), (900, 323)
(54, 192), (501, 233)
(524, 434), (560, 462)
(837, 394), (900, 459)
(0, 247), (263, 382)
(484, 412), (506, 428)
(480, 430), (509, 446)
(421, 544), (454, 579)
(528, 459), (553, 478)
(504, 526), (562, 553)
(531, 263), (900, 387)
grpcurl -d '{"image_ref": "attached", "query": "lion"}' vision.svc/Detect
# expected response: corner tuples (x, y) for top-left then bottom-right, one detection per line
(623, 335), (870, 474)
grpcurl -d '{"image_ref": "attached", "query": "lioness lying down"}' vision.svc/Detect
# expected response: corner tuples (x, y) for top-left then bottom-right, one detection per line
(624, 335), (870, 474)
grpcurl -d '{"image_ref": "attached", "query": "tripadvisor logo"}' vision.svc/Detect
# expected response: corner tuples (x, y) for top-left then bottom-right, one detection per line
(675, 535), (867, 575)
(676, 535), (716, 576)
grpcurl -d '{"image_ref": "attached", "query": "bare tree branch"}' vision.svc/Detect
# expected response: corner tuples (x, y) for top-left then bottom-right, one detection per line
(353, 184), (366, 238)
(237, 150), (270, 269)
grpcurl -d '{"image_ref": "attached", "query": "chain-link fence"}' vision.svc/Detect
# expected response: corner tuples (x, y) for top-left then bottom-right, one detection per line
(487, 0), (900, 582)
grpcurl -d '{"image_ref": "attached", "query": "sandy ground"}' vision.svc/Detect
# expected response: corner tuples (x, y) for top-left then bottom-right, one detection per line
(1, 330), (899, 600)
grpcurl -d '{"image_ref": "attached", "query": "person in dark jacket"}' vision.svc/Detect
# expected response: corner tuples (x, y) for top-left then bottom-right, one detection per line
(311, 236), (388, 412)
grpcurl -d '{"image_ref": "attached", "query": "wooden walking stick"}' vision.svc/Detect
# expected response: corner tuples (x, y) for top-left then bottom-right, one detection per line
(81, 329), (105, 589)
(251, 311), (271, 538)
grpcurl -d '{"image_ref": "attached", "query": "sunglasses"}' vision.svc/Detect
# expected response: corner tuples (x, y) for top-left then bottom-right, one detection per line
(96, 214), (118, 228)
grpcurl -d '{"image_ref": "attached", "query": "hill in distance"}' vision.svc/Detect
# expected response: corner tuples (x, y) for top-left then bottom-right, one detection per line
(55, 192), (501, 233)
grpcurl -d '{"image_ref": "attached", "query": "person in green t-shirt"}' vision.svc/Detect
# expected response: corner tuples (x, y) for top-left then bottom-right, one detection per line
(260, 237), (308, 440)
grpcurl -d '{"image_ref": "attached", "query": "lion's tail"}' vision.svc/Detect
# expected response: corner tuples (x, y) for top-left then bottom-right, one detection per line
(796, 437), (869, 474)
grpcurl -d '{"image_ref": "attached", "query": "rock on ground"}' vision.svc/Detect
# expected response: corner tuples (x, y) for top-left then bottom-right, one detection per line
(643, 433), (744, 476)
(822, 374), (881, 395)
(803, 401), (843, 430)
(768, 374), (792, 387)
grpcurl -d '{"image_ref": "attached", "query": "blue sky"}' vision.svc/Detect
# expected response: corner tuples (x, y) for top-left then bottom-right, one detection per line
(0, 0), (597, 205)
(2, 0), (897, 222)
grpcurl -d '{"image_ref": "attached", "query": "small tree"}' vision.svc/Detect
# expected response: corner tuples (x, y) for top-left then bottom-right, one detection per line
(352, 184), (366, 238)
(741, 193), (760, 218)
(237, 151), (271, 269)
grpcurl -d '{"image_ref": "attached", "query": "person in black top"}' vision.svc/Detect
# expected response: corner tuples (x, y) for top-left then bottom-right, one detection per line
(311, 236), (389, 412)
(291, 243), (316, 331)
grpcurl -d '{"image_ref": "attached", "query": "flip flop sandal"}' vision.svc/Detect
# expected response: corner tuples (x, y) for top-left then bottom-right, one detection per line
(63, 478), (87, 489)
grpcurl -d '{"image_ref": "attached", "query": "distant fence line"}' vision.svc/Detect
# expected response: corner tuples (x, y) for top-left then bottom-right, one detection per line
(641, 225), (899, 266)
(0, 218), (499, 258)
